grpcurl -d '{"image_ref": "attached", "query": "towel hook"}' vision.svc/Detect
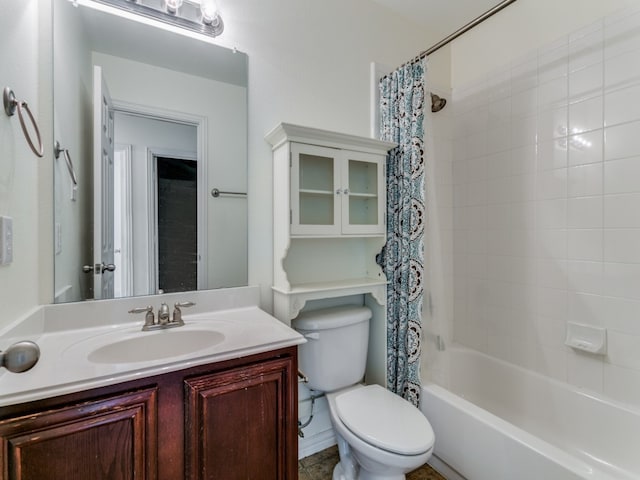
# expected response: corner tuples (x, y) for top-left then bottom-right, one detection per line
(3, 87), (44, 158)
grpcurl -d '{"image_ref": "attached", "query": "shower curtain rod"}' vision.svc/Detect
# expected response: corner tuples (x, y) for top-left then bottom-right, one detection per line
(384, 0), (518, 76)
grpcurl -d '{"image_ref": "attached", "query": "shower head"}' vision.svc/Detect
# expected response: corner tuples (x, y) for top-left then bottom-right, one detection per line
(430, 93), (447, 113)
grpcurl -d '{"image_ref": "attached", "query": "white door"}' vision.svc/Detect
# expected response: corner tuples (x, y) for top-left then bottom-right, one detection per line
(93, 65), (116, 299)
(113, 144), (133, 298)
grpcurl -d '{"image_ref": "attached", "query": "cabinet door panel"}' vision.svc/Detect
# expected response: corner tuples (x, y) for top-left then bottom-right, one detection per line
(0, 388), (157, 480)
(291, 143), (341, 235)
(185, 357), (294, 480)
(341, 151), (385, 235)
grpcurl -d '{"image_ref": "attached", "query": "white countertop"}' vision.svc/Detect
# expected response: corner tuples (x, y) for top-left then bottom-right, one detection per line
(0, 288), (305, 407)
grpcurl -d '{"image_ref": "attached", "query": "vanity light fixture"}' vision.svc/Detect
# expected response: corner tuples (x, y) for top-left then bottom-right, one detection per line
(91, 0), (224, 38)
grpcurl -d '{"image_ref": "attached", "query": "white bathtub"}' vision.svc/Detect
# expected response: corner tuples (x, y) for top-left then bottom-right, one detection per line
(420, 346), (640, 480)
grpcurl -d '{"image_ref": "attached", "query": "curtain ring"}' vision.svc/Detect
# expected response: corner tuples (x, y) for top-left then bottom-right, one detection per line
(3, 87), (44, 158)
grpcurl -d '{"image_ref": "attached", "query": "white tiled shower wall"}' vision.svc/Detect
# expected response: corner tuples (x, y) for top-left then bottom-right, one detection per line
(450, 7), (640, 407)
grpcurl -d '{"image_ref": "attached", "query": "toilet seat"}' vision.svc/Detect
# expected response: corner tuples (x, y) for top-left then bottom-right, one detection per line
(334, 384), (434, 456)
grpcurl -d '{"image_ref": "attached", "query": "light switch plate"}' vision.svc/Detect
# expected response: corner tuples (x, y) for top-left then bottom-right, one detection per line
(0, 216), (13, 265)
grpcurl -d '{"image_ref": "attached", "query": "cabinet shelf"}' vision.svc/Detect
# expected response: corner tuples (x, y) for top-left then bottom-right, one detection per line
(299, 189), (334, 196)
(298, 190), (378, 199)
(349, 192), (378, 198)
(272, 277), (388, 320)
(273, 277), (387, 295)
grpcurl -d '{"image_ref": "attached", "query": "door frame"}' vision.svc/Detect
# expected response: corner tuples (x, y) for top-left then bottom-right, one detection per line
(112, 100), (209, 293)
(148, 148), (199, 294)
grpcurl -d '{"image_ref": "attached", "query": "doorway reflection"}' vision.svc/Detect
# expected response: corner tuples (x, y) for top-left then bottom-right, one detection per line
(156, 157), (198, 293)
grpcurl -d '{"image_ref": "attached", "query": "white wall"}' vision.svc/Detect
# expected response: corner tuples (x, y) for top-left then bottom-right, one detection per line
(53, 0), (93, 302)
(450, 0), (637, 88)
(94, 52), (249, 293)
(0, 0), (435, 325)
(0, 0), (51, 322)
(215, 0), (437, 311)
(448, 3), (640, 407)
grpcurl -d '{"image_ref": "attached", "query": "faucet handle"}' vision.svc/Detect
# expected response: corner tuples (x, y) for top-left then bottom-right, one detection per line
(175, 301), (196, 309)
(129, 305), (155, 329)
(173, 301), (195, 324)
(128, 305), (153, 314)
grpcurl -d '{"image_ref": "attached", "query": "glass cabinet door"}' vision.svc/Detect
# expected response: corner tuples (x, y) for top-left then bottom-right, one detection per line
(290, 143), (341, 235)
(341, 151), (385, 235)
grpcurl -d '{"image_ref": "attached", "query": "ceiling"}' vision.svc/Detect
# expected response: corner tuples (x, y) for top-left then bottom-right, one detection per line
(368, 0), (508, 43)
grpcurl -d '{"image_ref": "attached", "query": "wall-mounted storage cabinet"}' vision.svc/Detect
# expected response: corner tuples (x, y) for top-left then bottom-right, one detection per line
(266, 123), (395, 386)
(291, 143), (385, 236)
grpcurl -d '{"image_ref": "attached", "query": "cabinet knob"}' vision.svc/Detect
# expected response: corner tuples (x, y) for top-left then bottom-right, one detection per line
(336, 189), (342, 195)
(0, 341), (40, 373)
(343, 188), (349, 195)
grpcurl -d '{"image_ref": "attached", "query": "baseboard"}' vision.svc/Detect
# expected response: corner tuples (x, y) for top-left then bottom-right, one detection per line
(298, 429), (337, 459)
(429, 454), (466, 480)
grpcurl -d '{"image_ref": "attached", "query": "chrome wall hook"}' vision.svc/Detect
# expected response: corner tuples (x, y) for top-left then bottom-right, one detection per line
(3, 86), (44, 158)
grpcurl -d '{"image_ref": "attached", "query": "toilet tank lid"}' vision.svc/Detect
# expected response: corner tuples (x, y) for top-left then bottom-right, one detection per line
(292, 305), (372, 331)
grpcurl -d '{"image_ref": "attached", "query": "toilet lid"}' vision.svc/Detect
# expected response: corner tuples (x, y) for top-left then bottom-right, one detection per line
(334, 384), (434, 455)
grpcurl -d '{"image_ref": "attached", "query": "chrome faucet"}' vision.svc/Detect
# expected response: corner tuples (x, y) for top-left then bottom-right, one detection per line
(129, 301), (196, 331)
(158, 303), (171, 325)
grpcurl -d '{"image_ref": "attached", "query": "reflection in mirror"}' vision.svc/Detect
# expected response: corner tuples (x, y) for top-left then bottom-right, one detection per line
(53, 0), (248, 303)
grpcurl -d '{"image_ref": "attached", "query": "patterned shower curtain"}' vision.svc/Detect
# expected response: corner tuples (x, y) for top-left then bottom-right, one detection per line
(378, 60), (425, 407)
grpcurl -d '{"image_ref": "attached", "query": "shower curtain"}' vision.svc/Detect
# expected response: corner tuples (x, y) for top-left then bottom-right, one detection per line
(378, 60), (426, 407)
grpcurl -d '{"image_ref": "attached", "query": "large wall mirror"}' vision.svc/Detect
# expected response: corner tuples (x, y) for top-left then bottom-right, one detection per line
(53, 0), (248, 303)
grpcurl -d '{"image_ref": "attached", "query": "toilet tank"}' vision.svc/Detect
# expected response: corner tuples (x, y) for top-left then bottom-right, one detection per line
(292, 305), (372, 392)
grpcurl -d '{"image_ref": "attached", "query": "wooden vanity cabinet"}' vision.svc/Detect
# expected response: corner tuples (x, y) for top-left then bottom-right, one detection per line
(0, 388), (158, 480)
(0, 346), (298, 480)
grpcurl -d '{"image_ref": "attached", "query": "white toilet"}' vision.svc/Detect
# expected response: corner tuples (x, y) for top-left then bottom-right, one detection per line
(292, 305), (435, 480)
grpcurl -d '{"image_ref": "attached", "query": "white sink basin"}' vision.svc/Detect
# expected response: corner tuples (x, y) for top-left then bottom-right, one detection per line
(87, 329), (225, 364)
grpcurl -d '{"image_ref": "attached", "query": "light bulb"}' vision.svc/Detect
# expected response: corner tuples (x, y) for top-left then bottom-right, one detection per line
(164, 0), (183, 14)
(200, 0), (219, 25)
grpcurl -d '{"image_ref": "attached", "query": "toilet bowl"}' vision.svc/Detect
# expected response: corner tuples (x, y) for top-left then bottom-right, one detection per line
(327, 384), (434, 480)
(292, 305), (435, 480)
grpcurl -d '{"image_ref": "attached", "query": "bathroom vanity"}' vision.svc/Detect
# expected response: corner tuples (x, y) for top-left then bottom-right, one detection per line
(0, 287), (304, 480)
(0, 347), (297, 480)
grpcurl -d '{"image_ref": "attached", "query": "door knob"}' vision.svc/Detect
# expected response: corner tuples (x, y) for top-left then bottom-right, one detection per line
(82, 263), (116, 274)
(101, 263), (116, 273)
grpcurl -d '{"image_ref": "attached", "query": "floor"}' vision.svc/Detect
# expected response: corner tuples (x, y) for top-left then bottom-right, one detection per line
(298, 446), (447, 480)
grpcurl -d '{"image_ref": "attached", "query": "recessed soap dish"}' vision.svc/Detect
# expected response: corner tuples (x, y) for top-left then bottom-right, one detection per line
(565, 322), (607, 355)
